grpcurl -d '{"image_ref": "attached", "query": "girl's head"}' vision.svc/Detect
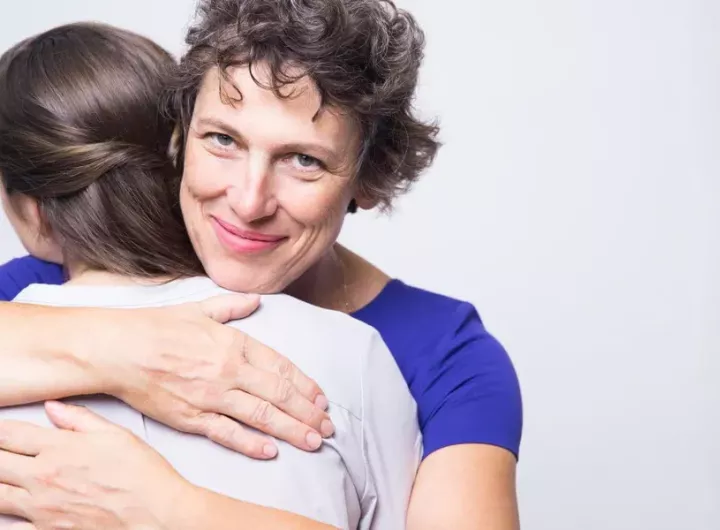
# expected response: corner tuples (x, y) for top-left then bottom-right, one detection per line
(0, 22), (203, 278)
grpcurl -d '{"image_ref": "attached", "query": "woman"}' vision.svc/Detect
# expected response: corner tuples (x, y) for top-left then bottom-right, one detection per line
(0, 0), (523, 528)
(0, 22), (420, 529)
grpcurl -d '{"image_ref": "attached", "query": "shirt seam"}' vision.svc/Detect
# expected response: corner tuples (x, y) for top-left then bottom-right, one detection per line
(358, 333), (371, 507)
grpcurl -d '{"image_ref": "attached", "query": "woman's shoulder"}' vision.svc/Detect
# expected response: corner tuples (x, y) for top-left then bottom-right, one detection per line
(354, 279), (523, 459)
(0, 255), (65, 301)
(353, 279), (488, 337)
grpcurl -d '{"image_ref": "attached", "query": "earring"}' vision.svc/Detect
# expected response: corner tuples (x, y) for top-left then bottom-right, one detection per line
(347, 199), (358, 214)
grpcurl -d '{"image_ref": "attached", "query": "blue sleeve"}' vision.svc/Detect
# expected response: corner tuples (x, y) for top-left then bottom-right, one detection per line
(417, 303), (523, 460)
(0, 256), (65, 301)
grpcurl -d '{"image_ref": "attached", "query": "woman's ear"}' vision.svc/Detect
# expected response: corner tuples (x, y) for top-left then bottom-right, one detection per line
(8, 194), (64, 264)
(349, 180), (379, 212)
(352, 194), (379, 211)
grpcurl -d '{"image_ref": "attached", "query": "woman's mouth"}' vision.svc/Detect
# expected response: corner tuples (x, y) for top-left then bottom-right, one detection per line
(211, 217), (286, 253)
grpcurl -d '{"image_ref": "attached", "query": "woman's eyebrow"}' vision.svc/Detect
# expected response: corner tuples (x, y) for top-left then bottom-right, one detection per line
(194, 116), (245, 140)
(195, 116), (340, 160)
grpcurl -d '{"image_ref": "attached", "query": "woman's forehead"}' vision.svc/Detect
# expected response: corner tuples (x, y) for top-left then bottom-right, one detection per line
(193, 66), (361, 153)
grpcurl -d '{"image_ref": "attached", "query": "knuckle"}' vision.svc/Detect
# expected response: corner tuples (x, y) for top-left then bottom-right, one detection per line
(35, 467), (62, 489)
(34, 498), (69, 523)
(205, 419), (235, 446)
(274, 377), (295, 405)
(275, 357), (295, 380)
(179, 410), (212, 435)
(251, 400), (275, 427)
(308, 380), (323, 397)
(197, 383), (224, 408)
(174, 403), (202, 424)
(194, 412), (219, 433)
(229, 332), (250, 364)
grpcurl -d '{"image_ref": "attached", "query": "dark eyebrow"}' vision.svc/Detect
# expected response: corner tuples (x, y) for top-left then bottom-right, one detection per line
(194, 116), (340, 162)
(195, 117), (245, 140)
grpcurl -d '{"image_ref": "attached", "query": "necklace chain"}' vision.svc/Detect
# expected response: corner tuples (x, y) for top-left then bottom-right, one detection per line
(334, 248), (352, 314)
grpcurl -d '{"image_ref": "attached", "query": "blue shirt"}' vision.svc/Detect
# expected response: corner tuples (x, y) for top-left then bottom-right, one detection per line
(0, 256), (523, 459)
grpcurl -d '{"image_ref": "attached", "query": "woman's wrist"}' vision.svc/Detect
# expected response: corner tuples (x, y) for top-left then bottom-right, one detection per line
(46, 305), (116, 395)
(69, 306), (143, 398)
(0, 302), (107, 404)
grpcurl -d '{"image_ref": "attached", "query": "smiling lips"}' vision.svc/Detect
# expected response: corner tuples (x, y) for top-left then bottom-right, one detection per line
(211, 217), (286, 253)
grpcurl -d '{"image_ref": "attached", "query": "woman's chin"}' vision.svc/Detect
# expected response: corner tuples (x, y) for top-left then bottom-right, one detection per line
(204, 263), (287, 295)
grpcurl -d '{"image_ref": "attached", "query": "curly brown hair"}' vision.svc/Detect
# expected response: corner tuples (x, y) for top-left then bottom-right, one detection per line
(166, 0), (440, 210)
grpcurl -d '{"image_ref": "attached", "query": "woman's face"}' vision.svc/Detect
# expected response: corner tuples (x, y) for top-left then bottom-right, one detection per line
(180, 65), (363, 293)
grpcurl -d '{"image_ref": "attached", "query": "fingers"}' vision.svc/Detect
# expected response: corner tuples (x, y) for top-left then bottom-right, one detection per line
(0, 421), (58, 457)
(185, 412), (278, 460)
(44, 401), (118, 434)
(0, 451), (33, 488)
(197, 294), (261, 323)
(233, 362), (333, 436)
(218, 390), (327, 453)
(242, 335), (328, 410)
(0, 483), (31, 520)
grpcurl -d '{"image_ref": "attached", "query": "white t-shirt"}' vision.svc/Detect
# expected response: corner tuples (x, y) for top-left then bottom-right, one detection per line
(2, 277), (422, 529)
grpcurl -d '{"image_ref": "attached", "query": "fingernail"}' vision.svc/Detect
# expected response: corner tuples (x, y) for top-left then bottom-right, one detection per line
(314, 395), (329, 410)
(45, 401), (66, 415)
(306, 431), (323, 450)
(320, 419), (335, 438)
(263, 444), (278, 458)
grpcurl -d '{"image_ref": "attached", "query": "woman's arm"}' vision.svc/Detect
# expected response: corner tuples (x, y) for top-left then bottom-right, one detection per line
(400, 301), (523, 529)
(0, 297), (333, 457)
(0, 302), (103, 404)
(175, 486), (337, 530)
(407, 444), (520, 530)
(0, 402), (337, 530)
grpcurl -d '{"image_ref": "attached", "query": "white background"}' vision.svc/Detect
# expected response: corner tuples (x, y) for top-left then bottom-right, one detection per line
(1, 1), (718, 529)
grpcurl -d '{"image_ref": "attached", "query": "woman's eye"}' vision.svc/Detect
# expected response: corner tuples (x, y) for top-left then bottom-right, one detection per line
(292, 154), (321, 170)
(210, 133), (235, 148)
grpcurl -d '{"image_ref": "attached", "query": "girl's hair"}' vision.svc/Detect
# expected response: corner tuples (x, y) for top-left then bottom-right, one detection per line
(0, 22), (203, 277)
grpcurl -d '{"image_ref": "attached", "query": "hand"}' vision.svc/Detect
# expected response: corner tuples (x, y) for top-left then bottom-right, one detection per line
(86, 294), (334, 459)
(0, 401), (193, 530)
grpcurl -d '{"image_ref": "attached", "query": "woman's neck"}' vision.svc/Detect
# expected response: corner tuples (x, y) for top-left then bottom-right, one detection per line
(285, 244), (391, 313)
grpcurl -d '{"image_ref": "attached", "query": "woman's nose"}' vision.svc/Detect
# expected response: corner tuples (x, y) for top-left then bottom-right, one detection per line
(227, 157), (278, 222)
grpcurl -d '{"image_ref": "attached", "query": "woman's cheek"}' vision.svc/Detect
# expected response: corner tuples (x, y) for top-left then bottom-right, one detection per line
(277, 180), (349, 226)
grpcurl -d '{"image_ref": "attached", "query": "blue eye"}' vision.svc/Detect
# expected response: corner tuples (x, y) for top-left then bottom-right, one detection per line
(293, 154), (321, 170)
(296, 154), (316, 167)
(211, 133), (234, 147)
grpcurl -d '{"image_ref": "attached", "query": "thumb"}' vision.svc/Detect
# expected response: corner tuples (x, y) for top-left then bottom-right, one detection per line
(198, 293), (261, 323)
(45, 401), (117, 433)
